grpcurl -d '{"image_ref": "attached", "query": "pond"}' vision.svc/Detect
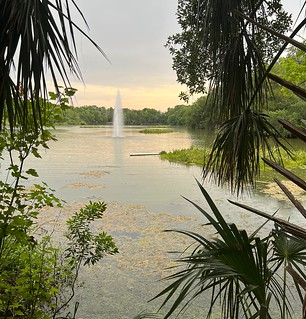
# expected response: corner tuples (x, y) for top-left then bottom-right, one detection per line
(20, 126), (306, 318)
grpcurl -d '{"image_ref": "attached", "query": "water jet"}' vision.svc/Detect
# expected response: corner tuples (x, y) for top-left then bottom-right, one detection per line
(112, 90), (124, 137)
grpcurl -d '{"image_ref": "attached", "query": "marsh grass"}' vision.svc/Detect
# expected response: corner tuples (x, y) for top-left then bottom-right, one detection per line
(160, 146), (306, 170)
(160, 146), (205, 166)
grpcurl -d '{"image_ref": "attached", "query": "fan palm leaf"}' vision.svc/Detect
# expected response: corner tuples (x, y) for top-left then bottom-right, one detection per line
(196, 0), (301, 193)
(153, 180), (289, 319)
(0, 0), (107, 133)
(203, 110), (292, 193)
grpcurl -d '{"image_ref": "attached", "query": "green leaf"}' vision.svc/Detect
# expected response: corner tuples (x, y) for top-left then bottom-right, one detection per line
(48, 91), (58, 100)
(26, 168), (39, 177)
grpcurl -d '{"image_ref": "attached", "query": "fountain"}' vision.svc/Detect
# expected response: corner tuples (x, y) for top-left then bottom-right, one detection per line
(112, 90), (124, 137)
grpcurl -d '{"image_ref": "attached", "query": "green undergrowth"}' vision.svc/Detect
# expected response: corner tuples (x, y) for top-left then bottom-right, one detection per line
(139, 128), (176, 134)
(160, 145), (306, 170)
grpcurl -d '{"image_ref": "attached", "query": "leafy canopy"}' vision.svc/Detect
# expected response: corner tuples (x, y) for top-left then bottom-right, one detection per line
(167, 0), (292, 100)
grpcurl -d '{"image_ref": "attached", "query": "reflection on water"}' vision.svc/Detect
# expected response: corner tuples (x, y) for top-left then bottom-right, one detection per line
(113, 137), (123, 167)
(15, 126), (306, 318)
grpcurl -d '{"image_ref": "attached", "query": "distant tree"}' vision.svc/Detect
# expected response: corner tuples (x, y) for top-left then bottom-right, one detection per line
(123, 108), (166, 125)
(77, 106), (108, 125)
(165, 105), (190, 126)
(59, 107), (81, 125)
(265, 45), (306, 136)
(189, 96), (221, 129)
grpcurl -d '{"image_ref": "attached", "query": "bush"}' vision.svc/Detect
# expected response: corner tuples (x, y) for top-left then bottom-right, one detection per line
(0, 94), (118, 318)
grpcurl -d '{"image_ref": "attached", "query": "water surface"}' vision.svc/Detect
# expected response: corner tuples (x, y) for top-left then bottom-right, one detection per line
(19, 126), (306, 318)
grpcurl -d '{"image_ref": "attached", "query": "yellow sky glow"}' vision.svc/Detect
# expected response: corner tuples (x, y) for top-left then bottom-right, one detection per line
(71, 83), (190, 111)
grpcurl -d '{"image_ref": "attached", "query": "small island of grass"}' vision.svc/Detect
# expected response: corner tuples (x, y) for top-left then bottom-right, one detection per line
(160, 146), (205, 166)
(160, 146), (306, 171)
(139, 128), (176, 134)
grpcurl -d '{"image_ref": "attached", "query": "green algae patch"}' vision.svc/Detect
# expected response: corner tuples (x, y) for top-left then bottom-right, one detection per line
(139, 128), (176, 134)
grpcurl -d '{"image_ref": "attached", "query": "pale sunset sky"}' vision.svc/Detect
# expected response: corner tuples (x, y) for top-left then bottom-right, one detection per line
(70, 0), (303, 111)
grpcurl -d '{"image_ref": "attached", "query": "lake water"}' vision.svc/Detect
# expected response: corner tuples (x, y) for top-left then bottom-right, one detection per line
(14, 126), (306, 318)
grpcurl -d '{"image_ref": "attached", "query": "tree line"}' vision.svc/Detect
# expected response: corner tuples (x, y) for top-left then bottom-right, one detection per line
(58, 88), (305, 138)
(56, 100), (216, 128)
(57, 45), (306, 135)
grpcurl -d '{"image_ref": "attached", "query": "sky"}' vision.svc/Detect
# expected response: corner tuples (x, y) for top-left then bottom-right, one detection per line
(70, 0), (183, 110)
(69, 0), (304, 111)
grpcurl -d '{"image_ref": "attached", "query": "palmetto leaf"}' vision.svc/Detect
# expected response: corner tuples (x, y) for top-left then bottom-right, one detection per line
(0, 0), (107, 133)
(272, 230), (306, 267)
(153, 180), (289, 319)
(198, 0), (306, 193)
(203, 110), (292, 194)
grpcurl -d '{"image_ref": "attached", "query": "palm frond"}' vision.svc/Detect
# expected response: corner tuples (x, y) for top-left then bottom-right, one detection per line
(153, 181), (289, 318)
(278, 119), (306, 142)
(229, 199), (306, 241)
(203, 110), (292, 194)
(262, 158), (306, 192)
(268, 73), (306, 101)
(274, 178), (306, 219)
(198, 1), (306, 193)
(0, 0), (107, 133)
(202, 1), (271, 122)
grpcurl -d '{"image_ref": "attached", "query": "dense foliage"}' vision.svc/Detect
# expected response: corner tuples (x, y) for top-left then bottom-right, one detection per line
(160, 145), (306, 173)
(56, 95), (219, 129)
(58, 106), (167, 126)
(124, 108), (167, 125)
(59, 105), (113, 125)
(165, 0), (291, 100)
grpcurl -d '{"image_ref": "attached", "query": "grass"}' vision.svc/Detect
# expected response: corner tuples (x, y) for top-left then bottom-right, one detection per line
(160, 146), (205, 166)
(160, 146), (306, 170)
(139, 128), (176, 134)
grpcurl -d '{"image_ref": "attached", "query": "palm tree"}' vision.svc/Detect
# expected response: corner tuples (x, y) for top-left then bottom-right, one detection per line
(0, 0), (107, 133)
